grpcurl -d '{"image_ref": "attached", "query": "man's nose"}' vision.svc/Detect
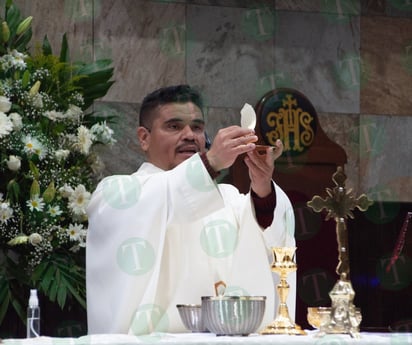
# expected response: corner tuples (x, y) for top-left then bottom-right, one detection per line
(181, 124), (195, 139)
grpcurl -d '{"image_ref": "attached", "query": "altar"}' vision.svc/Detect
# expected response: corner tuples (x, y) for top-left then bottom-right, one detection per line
(3, 331), (412, 345)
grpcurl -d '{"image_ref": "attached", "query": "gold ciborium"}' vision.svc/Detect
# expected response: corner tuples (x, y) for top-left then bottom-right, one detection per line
(261, 247), (306, 335)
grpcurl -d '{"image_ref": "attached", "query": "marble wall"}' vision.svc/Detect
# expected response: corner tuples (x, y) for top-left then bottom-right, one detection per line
(12, 0), (412, 202)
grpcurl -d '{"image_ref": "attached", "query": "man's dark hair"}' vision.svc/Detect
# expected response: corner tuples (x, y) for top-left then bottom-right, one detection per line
(139, 84), (204, 129)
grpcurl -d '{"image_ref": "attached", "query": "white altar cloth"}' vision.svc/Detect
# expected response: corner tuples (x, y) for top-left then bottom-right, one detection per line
(3, 331), (412, 345)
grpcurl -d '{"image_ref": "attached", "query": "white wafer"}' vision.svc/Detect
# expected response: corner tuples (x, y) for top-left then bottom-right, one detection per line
(240, 103), (256, 130)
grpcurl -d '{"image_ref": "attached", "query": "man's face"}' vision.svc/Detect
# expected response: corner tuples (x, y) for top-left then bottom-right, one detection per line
(137, 102), (206, 170)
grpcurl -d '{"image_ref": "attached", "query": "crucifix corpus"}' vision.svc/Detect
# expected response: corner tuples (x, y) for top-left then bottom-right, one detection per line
(307, 166), (373, 337)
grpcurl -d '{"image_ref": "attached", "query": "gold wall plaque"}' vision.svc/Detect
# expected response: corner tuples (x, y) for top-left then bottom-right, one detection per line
(257, 88), (317, 156)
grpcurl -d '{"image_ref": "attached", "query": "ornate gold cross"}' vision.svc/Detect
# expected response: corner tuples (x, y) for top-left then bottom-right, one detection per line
(306, 166), (373, 337)
(307, 166), (373, 280)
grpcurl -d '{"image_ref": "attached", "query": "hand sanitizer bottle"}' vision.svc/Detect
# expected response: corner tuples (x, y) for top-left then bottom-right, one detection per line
(27, 289), (40, 338)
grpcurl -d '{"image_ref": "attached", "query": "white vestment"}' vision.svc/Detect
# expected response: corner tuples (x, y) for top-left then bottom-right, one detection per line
(86, 153), (296, 334)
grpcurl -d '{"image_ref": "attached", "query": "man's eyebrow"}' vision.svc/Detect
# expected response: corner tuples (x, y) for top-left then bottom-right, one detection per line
(192, 118), (205, 125)
(164, 118), (205, 125)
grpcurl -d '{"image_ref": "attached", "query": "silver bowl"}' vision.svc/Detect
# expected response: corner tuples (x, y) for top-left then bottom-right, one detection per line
(176, 304), (208, 332)
(201, 296), (266, 336)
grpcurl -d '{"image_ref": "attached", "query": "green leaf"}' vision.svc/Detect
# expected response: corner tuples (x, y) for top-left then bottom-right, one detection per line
(82, 81), (115, 98)
(65, 282), (86, 309)
(32, 253), (86, 311)
(31, 261), (49, 281)
(42, 181), (55, 203)
(37, 263), (55, 292)
(13, 26), (32, 51)
(7, 235), (28, 246)
(56, 277), (67, 308)
(59, 32), (69, 63)
(6, 179), (20, 203)
(30, 179), (40, 198)
(0, 277), (10, 324)
(75, 59), (113, 75)
(9, 293), (25, 326)
(21, 69), (30, 88)
(42, 34), (52, 55)
(28, 160), (40, 180)
(5, 4), (20, 32)
(49, 269), (59, 301)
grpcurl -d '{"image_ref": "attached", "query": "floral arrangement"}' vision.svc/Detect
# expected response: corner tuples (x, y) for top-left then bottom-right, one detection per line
(0, 1), (115, 325)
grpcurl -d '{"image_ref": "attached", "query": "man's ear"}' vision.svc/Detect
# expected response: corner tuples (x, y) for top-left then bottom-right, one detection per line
(137, 126), (150, 151)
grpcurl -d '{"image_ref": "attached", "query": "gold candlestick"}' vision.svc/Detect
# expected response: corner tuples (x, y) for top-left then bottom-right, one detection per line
(307, 166), (372, 337)
(261, 247), (306, 335)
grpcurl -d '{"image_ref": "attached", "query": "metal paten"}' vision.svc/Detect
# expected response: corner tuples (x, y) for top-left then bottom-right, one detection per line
(307, 166), (373, 337)
(261, 247), (306, 335)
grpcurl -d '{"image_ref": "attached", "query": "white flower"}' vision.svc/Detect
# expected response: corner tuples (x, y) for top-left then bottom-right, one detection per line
(54, 149), (70, 161)
(91, 121), (116, 145)
(67, 223), (84, 241)
(0, 201), (13, 224)
(31, 93), (43, 109)
(78, 229), (87, 247)
(9, 112), (23, 130)
(74, 125), (95, 155)
(48, 205), (62, 217)
(59, 184), (74, 198)
(26, 195), (45, 212)
(22, 134), (47, 159)
(68, 184), (91, 216)
(11, 49), (27, 69)
(29, 233), (43, 245)
(65, 104), (83, 121)
(44, 110), (65, 121)
(6, 155), (21, 171)
(0, 50), (27, 71)
(0, 112), (13, 138)
(0, 96), (12, 113)
(88, 153), (105, 174)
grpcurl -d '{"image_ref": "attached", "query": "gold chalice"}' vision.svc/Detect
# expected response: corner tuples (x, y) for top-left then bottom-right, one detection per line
(261, 247), (306, 335)
(307, 307), (331, 329)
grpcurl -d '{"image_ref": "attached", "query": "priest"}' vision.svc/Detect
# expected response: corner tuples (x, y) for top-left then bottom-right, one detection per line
(86, 84), (296, 334)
